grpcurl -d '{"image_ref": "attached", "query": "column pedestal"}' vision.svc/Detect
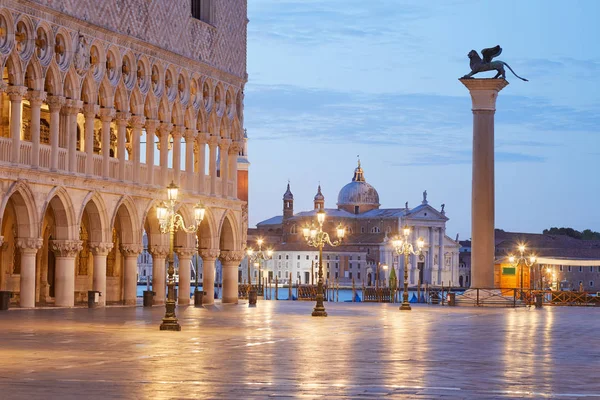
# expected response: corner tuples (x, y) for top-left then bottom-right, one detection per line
(460, 78), (508, 289)
(150, 245), (169, 305)
(200, 249), (220, 305)
(220, 250), (244, 304)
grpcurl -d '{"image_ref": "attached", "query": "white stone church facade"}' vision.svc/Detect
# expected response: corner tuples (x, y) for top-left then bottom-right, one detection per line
(0, 0), (249, 308)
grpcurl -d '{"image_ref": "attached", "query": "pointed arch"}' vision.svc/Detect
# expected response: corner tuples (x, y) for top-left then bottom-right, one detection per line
(218, 210), (240, 251)
(207, 111), (219, 136)
(184, 105), (197, 129)
(44, 62), (63, 96)
(219, 115), (230, 138)
(24, 58), (43, 90)
(196, 104), (207, 132)
(158, 95), (171, 122)
(98, 78), (114, 108)
(144, 92), (158, 119)
(129, 86), (144, 116)
(80, 75), (98, 105)
(5, 51), (24, 85)
(114, 82), (129, 112)
(41, 186), (78, 240)
(231, 117), (241, 142)
(0, 180), (38, 239)
(197, 206), (217, 250)
(110, 195), (141, 245)
(63, 69), (81, 100)
(79, 191), (110, 243)
(171, 101), (184, 126)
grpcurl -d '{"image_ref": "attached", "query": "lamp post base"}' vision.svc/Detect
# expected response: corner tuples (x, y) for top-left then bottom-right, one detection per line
(312, 307), (327, 317)
(400, 302), (412, 311)
(160, 318), (181, 331)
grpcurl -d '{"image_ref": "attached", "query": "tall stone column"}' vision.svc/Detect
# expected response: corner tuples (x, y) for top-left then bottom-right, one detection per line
(65, 100), (82, 173)
(130, 115), (145, 184)
(99, 108), (115, 179)
(219, 139), (230, 198)
(50, 240), (82, 307)
(16, 238), (43, 308)
(199, 249), (219, 305)
(428, 227), (434, 285)
(145, 119), (160, 186)
(184, 128), (197, 191)
(115, 112), (130, 182)
(175, 247), (195, 305)
(83, 104), (99, 176)
(196, 133), (207, 194)
(438, 227), (445, 285)
(27, 91), (46, 169)
(208, 136), (218, 196)
(6, 86), (27, 164)
(150, 245), (169, 305)
(229, 142), (240, 199)
(172, 126), (184, 184)
(158, 123), (172, 186)
(220, 250), (243, 304)
(121, 244), (142, 305)
(47, 96), (65, 172)
(90, 242), (113, 307)
(460, 78), (508, 288)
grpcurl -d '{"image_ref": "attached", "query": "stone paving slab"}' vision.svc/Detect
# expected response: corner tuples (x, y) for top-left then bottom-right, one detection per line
(1, 301), (600, 399)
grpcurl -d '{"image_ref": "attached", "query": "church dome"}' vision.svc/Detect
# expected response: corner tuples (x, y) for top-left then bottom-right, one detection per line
(337, 160), (380, 213)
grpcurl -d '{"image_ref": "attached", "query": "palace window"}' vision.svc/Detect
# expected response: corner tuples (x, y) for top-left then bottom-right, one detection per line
(349, 272), (353, 279)
(568, 266), (572, 272)
(371, 226), (380, 233)
(191, 0), (213, 24)
(291, 225), (297, 234)
(580, 266), (583, 272)
(315, 255), (318, 260)
(278, 271), (281, 278)
(297, 255), (300, 260)
(559, 266), (563, 272)
(335, 263), (339, 269)
(590, 281), (594, 287)
(278, 255), (281, 260)
(306, 255), (309, 260)
(335, 272), (339, 279)
(286, 255), (289, 260)
(358, 256), (361, 260)
(358, 271), (361, 279)
(361, 227), (365, 233)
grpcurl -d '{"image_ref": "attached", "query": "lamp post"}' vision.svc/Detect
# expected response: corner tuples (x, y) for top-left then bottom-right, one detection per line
(302, 209), (345, 317)
(246, 238), (273, 300)
(156, 181), (205, 331)
(508, 244), (536, 298)
(391, 225), (425, 311)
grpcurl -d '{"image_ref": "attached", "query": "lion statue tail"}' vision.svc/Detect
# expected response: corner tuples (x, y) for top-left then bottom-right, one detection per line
(502, 62), (528, 82)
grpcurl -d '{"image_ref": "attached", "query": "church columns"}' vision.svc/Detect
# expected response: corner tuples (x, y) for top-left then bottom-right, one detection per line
(220, 250), (243, 304)
(115, 112), (130, 182)
(16, 238), (43, 308)
(219, 139), (230, 198)
(199, 249), (219, 305)
(184, 129), (197, 191)
(208, 136), (218, 196)
(175, 247), (195, 305)
(121, 244), (142, 305)
(27, 91), (46, 169)
(83, 104), (99, 176)
(428, 227), (434, 285)
(172, 126), (184, 185)
(6, 86), (27, 164)
(90, 242), (113, 307)
(150, 245), (169, 305)
(196, 133), (207, 194)
(47, 96), (65, 172)
(99, 108), (115, 179)
(158, 123), (172, 186)
(65, 100), (82, 173)
(130, 115), (145, 184)
(439, 227), (445, 285)
(145, 119), (160, 186)
(51, 240), (83, 307)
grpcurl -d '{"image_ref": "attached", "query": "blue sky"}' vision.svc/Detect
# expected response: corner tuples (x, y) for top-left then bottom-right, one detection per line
(244, 0), (600, 239)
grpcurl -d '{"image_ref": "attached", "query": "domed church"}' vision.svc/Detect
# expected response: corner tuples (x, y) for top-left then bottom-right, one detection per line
(249, 161), (460, 288)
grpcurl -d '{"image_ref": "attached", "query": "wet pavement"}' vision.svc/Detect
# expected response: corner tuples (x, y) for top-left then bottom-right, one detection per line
(1, 301), (599, 399)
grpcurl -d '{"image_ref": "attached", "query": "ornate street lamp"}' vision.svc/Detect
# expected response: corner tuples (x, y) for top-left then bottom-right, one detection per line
(391, 225), (425, 311)
(156, 181), (205, 331)
(246, 238), (273, 302)
(302, 209), (345, 317)
(509, 244), (536, 296)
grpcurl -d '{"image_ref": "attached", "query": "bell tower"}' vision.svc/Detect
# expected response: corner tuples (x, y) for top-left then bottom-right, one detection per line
(314, 185), (324, 210)
(283, 181), (294, 220)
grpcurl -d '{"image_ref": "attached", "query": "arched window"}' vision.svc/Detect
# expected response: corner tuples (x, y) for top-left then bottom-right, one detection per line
(371, 226), (380, 233)
(290, 224), (297, 234)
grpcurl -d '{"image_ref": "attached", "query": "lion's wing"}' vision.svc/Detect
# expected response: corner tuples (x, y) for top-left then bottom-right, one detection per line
(481, 45), (502, 63)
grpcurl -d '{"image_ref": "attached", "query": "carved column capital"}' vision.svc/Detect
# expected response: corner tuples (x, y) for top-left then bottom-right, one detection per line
(172, 125), (185, 139)
(16, 238), (43, 254)
(145, 119), (161, 132)
(115, 112), (131, 126)
(150, 244), (170, 258)
(207, 135), (219, 147)
(199, 248), (220, 261)
(229, 142), (241, 155)
(196, 132), (208, 144)
(6, 85), (28, 101)
(219, 250), (245, 264)
(159, 123), (173, 135)
(26, 90), (47, 105)
(184, 128), (197, 142)
(47, 95), (66, 112)
(50, 240), (83, 257)
(98, 107), (116, 122)
(89, 242), (114, 256)
(120, 243), (143, 256)
(175, 247), (197, 258)
(130, 115), (146, 128)
(219, 138), (232, 151)
(64, 99), (83, 115)
(83, 103), (99, 118)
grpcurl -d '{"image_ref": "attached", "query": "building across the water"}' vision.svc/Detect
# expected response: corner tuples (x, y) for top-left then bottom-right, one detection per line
(244, 161), (461, 288)
(0, 0), (249, 308)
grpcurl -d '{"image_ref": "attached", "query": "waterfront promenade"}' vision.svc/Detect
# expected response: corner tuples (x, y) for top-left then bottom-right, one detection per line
(1, 302), (599, 399)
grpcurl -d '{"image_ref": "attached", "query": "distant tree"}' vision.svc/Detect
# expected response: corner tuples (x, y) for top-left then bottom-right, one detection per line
(543, 227), (600, 240)
(582, 229), (600, 240)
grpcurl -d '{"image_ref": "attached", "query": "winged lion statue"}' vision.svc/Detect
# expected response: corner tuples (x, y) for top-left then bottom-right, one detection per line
(461, 45), (528, 81)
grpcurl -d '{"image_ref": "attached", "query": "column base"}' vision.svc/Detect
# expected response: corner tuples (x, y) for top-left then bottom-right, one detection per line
(123, 299), (137, 306)
(159, 318), (181, 331)
(222, 297), (238, 304)
(400, 302), (412, 311)
(312, 307), (327, 317)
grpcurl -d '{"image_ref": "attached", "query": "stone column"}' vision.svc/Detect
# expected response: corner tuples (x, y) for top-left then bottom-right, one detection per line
(99, 108), (115, 179)
(460, 78), (508, 288)
(50, 240), (82, 307)
(16, 238), (43, 308)
(172, 126), (183, 184)
(199, 249), (219, 305)
(184, 128), (197, 192)
(145, 119), (160, 186)
(427, 227), (434, 285)
(438, 227), (445, 285)
(196, 133), (207, 193)
(220, 250), (244, 304)
(115, 112), (130, 182)
(83, 104), (99, 176)
(158, 123), (172, 186)
(6, 86), (27, 164)
(26, 91), (46, 169)
(65, 100), (82, 173)
(175, 247), (195, 305)
(47, 96), (65, 172)
(121, 244), (142, 305)
(150, 245), (169, 305)
(130, 115), (145, 184)
(219, 139), (231, 198)
(229, 142), (240, 199)
(89, 242), (113, 307)
(208, 136), (218, 196)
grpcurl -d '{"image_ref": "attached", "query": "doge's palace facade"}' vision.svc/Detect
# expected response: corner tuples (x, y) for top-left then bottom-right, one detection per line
(0, 0), (248, 308)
